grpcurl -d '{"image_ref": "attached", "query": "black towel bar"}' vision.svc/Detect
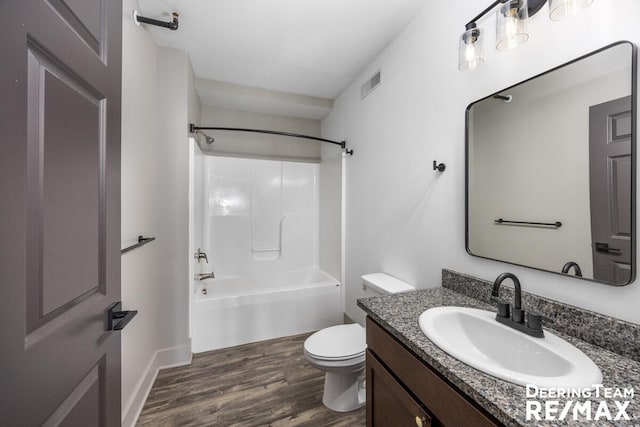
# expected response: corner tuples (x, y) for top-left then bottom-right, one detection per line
(494, 219), (562, 228)
(121, 235), (156, 254)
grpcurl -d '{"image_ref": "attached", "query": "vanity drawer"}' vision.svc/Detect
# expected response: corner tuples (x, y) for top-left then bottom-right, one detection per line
(366, 317), (501, 427)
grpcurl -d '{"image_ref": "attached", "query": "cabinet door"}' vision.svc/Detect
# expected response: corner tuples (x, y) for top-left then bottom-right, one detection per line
(367, 350), (432, 427)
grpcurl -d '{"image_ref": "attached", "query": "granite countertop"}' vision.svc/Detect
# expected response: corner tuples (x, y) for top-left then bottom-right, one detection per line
(358, 287), (640, 427)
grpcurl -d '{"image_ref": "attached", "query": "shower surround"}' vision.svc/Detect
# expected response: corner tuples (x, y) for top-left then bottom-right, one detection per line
(192, 155), (341, 352)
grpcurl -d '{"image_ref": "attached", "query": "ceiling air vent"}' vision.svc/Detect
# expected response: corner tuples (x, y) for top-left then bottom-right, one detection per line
(361, 70), (381, 100)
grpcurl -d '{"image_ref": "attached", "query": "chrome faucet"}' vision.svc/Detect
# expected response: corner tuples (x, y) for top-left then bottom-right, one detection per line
(195, 272), (215, 280)
(491, 272), (543, 338)
(561, 261), (583, 277)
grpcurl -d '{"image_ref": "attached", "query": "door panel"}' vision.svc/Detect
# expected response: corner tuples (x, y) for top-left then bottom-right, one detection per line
(0, 1), (122, 425)
(609, 155), (631, 237)
(589, 96), (633, 285)
(43, 361), (104, 427)
(45, 0), (107, 59)
(38, 52), (103, 317)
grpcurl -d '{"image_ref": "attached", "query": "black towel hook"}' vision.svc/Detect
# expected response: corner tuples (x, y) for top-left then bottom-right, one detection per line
(433, 161), (446, 172)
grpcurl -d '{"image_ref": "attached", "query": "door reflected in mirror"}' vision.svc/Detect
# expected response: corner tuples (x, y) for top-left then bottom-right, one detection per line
(466, 41), (637, 286)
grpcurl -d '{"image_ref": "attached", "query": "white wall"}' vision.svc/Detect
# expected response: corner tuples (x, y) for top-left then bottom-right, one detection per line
(319, 144), (343, 284)
(322, 0), (640, 325)
(189, 141), (204, 339)
(121, 1), (198, 423)
(199, 106), (322, 162)
(121, 0), (160, 419)
(153, 46), (192, 350)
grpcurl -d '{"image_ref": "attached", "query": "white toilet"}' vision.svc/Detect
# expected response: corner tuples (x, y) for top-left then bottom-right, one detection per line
(303, 273), (415, 412)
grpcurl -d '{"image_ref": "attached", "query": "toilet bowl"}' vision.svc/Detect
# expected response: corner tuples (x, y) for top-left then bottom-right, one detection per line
(303, 323), (366, 412)
(304, 273), (415, 412)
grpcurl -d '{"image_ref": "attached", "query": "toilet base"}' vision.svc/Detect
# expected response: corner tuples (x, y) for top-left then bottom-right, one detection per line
(322, 370), (366, 412)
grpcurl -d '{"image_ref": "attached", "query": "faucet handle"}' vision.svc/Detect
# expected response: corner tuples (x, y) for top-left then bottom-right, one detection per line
(194, 248), (208, 264)
(494, 299), (511, 318)
(526, 311), (543, 331)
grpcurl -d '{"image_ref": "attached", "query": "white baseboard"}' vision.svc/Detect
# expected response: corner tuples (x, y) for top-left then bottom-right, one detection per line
(122, 339), (192, 427)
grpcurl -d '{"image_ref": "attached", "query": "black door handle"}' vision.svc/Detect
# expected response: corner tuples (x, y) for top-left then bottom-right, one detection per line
(595, 242), (622, 254)
(107, 301), (138, 331)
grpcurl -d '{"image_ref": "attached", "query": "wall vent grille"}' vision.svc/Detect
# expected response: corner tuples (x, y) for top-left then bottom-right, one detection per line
(361, 70), (381, 100)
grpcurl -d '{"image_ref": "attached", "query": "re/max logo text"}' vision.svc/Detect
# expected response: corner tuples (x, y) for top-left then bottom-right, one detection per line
(526, 400), (630, 421)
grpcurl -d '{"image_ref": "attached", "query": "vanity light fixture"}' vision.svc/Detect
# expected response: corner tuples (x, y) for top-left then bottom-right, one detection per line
(458, 0), (593, 70)
(459, 23), (484, 71)
(496, 0), (529, 51)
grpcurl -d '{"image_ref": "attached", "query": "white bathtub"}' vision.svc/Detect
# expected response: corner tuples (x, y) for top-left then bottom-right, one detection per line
(192, 268), (342, 353)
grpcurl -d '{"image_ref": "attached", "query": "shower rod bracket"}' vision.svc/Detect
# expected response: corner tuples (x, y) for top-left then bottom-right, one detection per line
(189, 123), (350, 152)
(133, 10), (179, 30)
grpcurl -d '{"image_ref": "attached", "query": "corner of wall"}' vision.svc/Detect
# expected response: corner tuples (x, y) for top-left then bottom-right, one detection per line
(121, 341), (192, 427)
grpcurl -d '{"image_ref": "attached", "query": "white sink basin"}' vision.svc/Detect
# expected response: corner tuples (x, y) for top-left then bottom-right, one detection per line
(419, 306), (602, 389)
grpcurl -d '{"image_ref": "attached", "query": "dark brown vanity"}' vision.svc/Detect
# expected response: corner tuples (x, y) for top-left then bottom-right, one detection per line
(366, 317), (500, 427)
(359, 270), (640, 427)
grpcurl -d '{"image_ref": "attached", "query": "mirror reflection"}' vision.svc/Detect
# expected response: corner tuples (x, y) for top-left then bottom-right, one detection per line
(466, 41), (636, 286)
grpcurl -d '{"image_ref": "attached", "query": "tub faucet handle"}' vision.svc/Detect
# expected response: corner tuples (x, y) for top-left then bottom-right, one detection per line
(195, 272), (215, 281)
(194, 248), (208, 264)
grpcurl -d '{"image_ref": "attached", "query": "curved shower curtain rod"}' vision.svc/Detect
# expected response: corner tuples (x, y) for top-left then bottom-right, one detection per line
(189, 123), (353, 155)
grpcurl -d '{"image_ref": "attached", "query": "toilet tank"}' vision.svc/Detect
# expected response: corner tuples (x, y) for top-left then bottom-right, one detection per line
(361, 273), (415, 296)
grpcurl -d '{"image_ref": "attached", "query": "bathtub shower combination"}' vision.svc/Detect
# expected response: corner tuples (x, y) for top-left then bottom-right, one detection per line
(192, 155), (342, 353)
(193, 269), (341, 352)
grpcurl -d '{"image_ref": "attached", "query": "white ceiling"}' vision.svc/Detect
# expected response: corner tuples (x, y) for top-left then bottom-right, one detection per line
(135, 0), (425, 118)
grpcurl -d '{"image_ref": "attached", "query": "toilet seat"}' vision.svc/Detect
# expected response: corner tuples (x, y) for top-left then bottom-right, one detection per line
(304, 324), (366, 360)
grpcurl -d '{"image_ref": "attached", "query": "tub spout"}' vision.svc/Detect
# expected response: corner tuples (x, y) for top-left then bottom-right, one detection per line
(196, 272), (215, 280)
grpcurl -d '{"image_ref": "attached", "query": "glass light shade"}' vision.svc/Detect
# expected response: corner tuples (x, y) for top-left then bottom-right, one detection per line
(496, 0), (529, 51)
(459, 27), (484, 71)
(549, 0), (593, 20)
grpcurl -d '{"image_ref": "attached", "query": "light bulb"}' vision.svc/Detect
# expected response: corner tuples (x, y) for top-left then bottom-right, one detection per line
(496, 0), (529, 51)
(459, 26), (484, 71)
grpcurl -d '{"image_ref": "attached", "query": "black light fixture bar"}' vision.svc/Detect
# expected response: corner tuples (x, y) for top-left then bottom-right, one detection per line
(466, 0), (505, 29)
(189, 124), (347, 150)
(465, 0), (547, 29)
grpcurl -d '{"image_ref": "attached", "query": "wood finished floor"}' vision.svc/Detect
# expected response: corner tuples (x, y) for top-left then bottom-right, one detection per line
(137, 332), (366, 427)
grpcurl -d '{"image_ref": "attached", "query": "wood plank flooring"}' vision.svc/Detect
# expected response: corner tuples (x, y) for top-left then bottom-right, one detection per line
(137, 332), (366, 427)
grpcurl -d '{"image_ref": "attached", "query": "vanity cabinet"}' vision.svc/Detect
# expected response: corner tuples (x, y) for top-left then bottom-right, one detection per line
(366, 318), (502, 427)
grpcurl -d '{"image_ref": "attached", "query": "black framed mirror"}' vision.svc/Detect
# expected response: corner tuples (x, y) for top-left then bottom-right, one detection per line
(466, 41), (637, 286)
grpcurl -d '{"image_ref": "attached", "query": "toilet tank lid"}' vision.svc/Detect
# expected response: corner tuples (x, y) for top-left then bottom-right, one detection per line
(361, 273), (415, 294)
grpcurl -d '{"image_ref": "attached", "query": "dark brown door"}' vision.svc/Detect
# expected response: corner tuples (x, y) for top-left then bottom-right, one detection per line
(589, 96), (633, 285)
(0, 1), (122, 425)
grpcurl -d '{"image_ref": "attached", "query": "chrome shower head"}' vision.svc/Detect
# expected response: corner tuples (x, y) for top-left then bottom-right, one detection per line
(195, 130), (215, 145)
